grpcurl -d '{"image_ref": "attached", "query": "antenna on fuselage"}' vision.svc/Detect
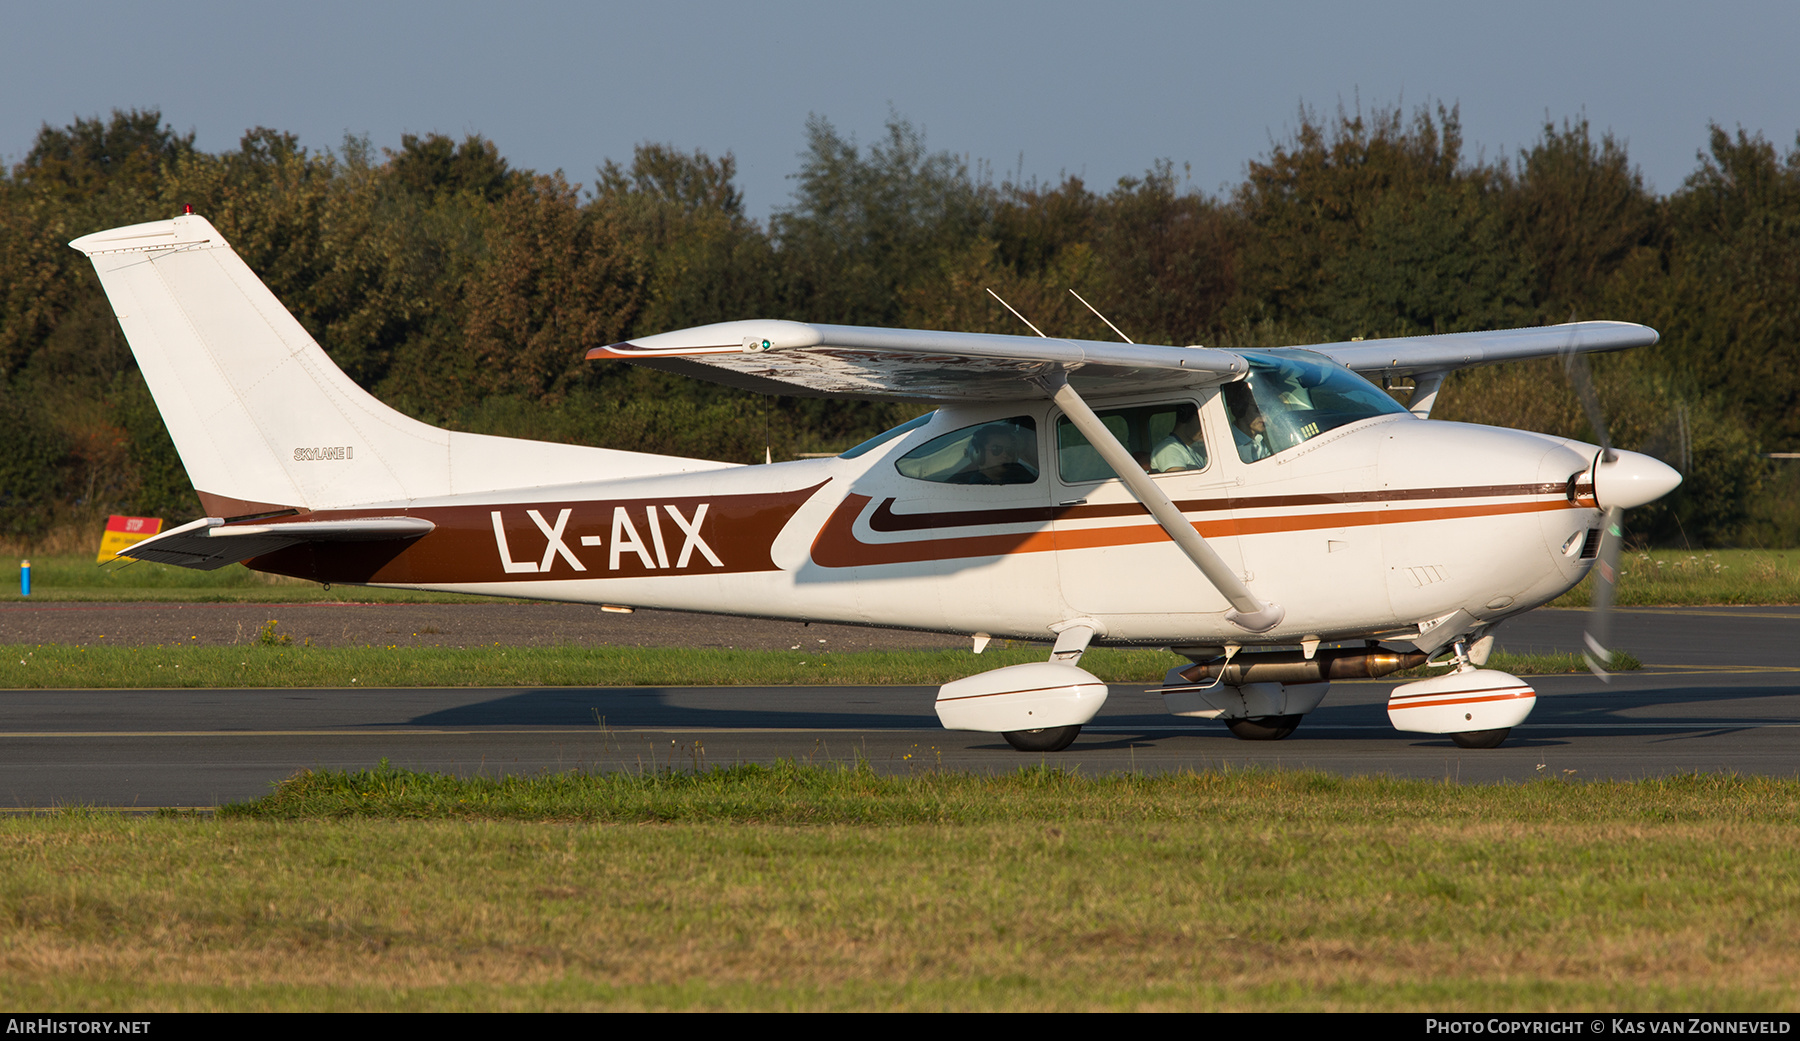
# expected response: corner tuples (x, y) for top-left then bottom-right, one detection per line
(986, 288), (1047, 338)
(1068, 289), (1135, 343)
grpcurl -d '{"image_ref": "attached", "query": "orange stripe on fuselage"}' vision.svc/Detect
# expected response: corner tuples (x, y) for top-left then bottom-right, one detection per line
(811, 495), (1062, 566)
(810, 493), (1576, 568)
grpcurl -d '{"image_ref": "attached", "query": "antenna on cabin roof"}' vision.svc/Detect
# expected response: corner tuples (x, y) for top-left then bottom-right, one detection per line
(1068, 289), (1135, 344)
(985, 288), (1047, 338)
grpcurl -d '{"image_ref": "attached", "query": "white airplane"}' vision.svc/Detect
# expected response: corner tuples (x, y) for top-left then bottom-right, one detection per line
(71, 212), (1681, 751)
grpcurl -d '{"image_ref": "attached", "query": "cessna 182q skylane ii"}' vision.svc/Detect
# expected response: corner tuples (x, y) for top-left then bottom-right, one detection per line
(71, 213), (1682, 751)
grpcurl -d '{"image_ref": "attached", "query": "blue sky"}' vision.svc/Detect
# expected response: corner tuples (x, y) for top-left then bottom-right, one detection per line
(5, 1), (1797, 216)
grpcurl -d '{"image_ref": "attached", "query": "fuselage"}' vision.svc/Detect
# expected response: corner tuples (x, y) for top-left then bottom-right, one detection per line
(244, 383), (1608, 649)
(68, 213), (1677, 751)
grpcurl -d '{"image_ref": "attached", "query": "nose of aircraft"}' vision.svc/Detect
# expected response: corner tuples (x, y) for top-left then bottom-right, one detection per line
(1593, 449), (1683, 510)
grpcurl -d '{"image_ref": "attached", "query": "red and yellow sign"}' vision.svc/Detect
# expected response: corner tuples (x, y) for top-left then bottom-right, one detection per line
(97, 515), (164, 563)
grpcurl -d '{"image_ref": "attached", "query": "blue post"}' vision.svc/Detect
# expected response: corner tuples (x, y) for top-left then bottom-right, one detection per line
(19, 559), (29, 596)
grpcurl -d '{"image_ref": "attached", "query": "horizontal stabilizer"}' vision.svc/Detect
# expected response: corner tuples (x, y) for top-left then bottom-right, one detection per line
(119, 516), (435, 571)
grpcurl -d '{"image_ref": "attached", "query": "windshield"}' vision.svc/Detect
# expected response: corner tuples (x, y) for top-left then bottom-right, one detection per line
(1222, 351), (1408, 461)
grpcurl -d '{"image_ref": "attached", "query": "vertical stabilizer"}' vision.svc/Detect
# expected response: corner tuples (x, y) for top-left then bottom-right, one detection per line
(70, 214), (727, 514)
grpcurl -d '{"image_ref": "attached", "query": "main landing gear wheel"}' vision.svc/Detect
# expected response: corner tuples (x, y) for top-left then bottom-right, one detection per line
(1225, 715), (1302, 741)
(1216, 713), (1303, 738)
(1449, 728), (1511, 749)
(1002, 725), (1082, 752)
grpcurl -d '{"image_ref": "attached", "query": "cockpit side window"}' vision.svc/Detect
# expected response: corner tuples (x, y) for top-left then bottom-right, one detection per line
(895, 416), (1040, 485)
(1226, 352), (1408, 461)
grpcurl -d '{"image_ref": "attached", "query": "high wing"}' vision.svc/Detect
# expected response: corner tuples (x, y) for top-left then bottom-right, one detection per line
(1290, 321), (1657, 379)
(589, 319), (1657, 401)
(587, 320), (1249, 401)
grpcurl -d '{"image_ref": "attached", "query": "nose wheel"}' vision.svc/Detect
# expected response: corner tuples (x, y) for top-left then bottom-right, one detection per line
(1388, 638), (1536, 748)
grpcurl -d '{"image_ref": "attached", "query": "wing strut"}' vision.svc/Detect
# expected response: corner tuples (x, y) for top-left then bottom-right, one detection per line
(1037, 373), (1285, 634)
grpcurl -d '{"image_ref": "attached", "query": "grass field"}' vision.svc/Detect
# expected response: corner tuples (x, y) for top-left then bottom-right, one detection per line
(2, 765), (1795, 1011)
(0, 543), (1762, 1012)
(1548, 548), (1800, 607)
(0, 641), (1628, 689)
(4, 548), (1798, 606)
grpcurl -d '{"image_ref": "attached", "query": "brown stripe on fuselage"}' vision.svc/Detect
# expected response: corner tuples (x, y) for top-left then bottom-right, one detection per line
(812, 488), (1578, 568)
(812, 494), (1063, 567)
(867, 482), (1568, 532)
(245, 481), (829, 585)
(868, 497), (1136, 531)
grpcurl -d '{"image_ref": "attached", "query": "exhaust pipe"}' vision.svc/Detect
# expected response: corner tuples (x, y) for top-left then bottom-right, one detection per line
(1178, 648), (1429, 686)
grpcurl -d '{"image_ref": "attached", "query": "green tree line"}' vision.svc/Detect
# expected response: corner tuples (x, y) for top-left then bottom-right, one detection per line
(3, 104), (1796, 545)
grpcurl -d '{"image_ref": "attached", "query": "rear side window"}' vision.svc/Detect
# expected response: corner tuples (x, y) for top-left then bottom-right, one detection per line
(1056, 401), (1205, 482)
(896, 416), (1040, 485)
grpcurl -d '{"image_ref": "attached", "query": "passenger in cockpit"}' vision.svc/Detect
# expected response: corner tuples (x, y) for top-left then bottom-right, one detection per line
(955, 423), (1039, 484)
(1150, 403), (1207, 472)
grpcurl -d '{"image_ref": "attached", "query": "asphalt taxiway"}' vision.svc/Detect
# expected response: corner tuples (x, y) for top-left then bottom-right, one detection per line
(2, 606), (1795, 807)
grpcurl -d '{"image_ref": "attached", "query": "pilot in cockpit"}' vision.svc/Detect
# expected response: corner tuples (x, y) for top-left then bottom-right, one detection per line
(1223, 382), (1273, 462)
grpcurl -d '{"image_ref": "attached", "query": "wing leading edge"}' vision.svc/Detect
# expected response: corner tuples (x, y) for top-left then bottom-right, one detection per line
(1302, 321), (1659, 379)
(589, 319), (1659, 401)
(587, 320), (1249, 401)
